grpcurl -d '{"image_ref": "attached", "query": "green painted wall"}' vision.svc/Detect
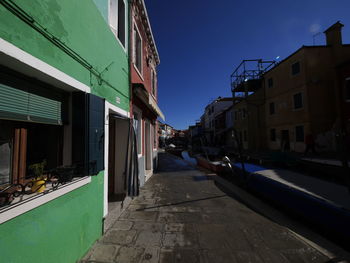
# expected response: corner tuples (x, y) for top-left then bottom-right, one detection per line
(0, 0), (130, 111)
(0, 174), (104, 263)
(0, 2), (129, 262)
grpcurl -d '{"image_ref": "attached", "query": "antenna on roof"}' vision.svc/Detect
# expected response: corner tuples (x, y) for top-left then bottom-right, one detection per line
(312, 32), (322, 46)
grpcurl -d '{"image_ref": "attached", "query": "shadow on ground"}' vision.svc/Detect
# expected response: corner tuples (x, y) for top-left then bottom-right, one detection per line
(213, 177), (350, 261)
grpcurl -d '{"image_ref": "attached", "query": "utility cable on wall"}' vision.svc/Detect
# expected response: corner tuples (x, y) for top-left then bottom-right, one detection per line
(0, 0), (129, 99)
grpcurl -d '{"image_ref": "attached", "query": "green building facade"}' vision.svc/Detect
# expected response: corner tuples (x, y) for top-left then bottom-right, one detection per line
(0, 0), (130, 262)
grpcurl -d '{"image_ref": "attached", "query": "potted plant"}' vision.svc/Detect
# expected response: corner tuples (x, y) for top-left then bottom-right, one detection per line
(29, 160), (47, 193)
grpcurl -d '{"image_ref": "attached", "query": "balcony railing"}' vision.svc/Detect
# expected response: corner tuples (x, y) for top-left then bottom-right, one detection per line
(0, 166), (80, 209)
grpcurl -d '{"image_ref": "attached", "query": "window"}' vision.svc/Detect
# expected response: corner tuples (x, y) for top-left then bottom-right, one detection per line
(291, 62), (300, 75)
(293, 93), (303, 109)
(345, 79), (350, 101)
(117, 0), (125, 47)
(151, 70), (156, 96)
(242, 109), (246, 119)
(134, 25), (142, 74)
(295, 125), (304, 142)
(0, 120), (64, 187)
(270, 129), (276, 141)
(269, 102), (275, 115)
(109, 0), (126, 47)
(153, 123), (157, 149)
(0, 125), (13, 185)
(267, 78), (273, 88)
(133, 113), (142, 154)
(109, 0), (117, 32)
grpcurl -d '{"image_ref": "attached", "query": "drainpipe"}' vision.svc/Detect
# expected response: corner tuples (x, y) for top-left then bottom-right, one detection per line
(128, 0), (133, 117)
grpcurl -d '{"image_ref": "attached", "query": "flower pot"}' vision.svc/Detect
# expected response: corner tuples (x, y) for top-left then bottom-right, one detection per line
(31, 179), (46, 193)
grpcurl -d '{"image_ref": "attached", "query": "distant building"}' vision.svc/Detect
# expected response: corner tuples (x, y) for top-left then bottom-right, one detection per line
(233, 89), (266, 151)
(174, 129), (188, 138)
(158, 122), (175, 147)
(213, 105), (235, 148)
(188, 122), (203, 152)
(202, 97), (232, 145)
(189, 122), (203, 138)
(264, 22), (350, 153)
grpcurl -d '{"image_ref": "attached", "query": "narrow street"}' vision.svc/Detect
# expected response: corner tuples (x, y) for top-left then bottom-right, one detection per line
(80, 152), (343, 263)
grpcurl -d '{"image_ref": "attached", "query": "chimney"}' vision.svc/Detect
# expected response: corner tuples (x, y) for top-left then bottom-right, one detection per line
(324, 21), (344, 46)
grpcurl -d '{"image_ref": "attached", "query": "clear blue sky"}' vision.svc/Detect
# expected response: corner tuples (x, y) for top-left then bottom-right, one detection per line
(145, 0), (350, 130)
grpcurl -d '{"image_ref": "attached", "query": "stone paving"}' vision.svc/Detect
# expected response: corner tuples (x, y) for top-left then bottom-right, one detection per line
(80, 152), (333, 263)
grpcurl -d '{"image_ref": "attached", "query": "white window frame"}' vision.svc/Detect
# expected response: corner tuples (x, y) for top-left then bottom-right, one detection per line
(152, 122), (157, 150)
(0, 39), (93, 223)
(108, 0), (127, 51)
(0, 177), (90, 224)
(133, 19), (143, 79)
(133, 106), (143, 158)
(103, 101), (130, 217)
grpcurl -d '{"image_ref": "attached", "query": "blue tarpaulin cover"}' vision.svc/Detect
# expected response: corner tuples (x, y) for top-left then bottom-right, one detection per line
(233, 163), (267, 173)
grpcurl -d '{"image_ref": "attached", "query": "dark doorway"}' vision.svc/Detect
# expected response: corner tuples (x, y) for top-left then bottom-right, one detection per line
(108, 116), (129, 202)
(281, 130), (290, 152)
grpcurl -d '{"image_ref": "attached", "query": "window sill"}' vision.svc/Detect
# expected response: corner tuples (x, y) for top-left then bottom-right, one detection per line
(150, 93), (157, 101)
(109, 26), (127, 53)
(133, 64), (144, 81)
(0, 176), (91, 224)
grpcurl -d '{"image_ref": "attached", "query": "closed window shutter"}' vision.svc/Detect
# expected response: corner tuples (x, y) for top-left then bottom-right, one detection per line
(71, 92), (105, 176)
(0, 83), (62, 125)
(0, 83), (29, 121)
(88, 94), (105, 175)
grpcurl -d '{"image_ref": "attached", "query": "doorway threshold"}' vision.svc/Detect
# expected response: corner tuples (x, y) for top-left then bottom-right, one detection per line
(103, 197), (132, 232)
(145, 169), (153, 182)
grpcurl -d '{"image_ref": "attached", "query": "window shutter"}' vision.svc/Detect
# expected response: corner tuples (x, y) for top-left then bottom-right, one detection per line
(87, 94), (105, 175)
(0, 83), (63, 125)
(72, 93), (105, 176)
(0, 83), (28, 122)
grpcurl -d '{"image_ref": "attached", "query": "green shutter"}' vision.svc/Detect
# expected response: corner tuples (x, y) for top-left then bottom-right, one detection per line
(0, 83), (62, 125)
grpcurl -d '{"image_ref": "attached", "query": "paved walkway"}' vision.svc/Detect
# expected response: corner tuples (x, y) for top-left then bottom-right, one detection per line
(81, 153), (334, 263)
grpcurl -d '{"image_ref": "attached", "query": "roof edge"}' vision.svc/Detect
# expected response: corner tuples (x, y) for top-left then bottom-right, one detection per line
(139, 0), (160, 65)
